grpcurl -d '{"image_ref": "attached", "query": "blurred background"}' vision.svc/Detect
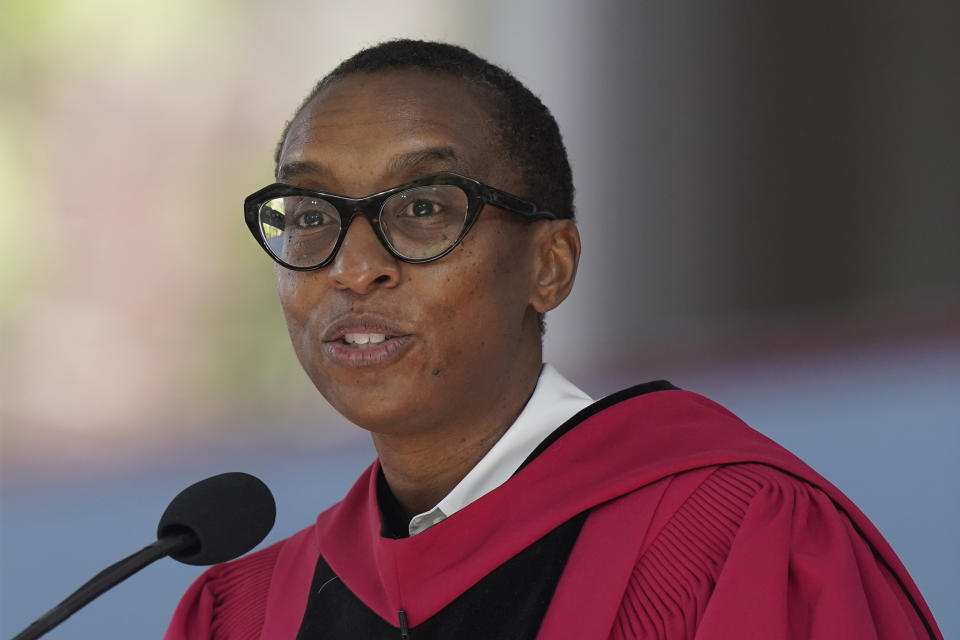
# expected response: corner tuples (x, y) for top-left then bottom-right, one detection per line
(1, 1), (957, 637)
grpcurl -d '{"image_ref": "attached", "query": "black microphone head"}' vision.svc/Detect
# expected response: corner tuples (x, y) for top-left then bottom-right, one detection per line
(157, 472), (276, 566)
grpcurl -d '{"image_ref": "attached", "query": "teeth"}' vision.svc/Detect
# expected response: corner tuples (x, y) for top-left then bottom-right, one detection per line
(344, 333), (386, 346)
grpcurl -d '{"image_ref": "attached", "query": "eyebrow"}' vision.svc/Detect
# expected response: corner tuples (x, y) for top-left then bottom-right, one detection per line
(276, 147), (461, 183)
(276, 160), (329, 181)
(385, 147), (461, 174)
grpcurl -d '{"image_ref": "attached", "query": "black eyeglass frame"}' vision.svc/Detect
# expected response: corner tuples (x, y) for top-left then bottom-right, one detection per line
(243, 172), (557, 271)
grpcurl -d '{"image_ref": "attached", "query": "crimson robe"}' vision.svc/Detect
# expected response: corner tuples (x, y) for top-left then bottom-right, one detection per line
(165, 386), (942, 639)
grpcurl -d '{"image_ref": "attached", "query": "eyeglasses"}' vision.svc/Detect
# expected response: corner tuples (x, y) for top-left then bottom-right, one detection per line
(244, 172), (557, 270)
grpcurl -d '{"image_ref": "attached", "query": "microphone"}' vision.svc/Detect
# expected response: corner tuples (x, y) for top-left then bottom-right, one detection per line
(11, 472), (276, 640)
(158, 471), (276, 565)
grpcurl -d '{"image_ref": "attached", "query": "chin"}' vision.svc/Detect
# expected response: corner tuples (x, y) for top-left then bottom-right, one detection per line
(338, 404), (427, 437)
(313, 377), (427, 436)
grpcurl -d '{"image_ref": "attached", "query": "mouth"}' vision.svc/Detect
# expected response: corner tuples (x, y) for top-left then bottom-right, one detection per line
(320, 319), (414, 366)
(342, 332), (392, 347)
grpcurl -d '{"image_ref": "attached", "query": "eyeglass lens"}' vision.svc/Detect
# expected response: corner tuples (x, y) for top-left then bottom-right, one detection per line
(258, 184), (470, 267)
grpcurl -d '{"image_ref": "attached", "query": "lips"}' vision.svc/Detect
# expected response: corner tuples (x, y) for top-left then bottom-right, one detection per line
(320, 314), (414, 366)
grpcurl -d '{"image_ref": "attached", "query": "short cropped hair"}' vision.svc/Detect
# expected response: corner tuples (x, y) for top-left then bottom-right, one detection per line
(274, 39), (575, 222)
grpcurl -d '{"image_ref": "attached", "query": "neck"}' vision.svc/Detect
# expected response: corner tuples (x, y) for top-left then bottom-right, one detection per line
(372, 356), (542, 517)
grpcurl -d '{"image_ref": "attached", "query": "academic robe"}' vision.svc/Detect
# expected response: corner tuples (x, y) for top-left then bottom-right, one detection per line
(165, 384), (943, 639)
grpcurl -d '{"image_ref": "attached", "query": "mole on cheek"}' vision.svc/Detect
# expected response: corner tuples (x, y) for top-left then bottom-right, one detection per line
(432, 368), (442, 376)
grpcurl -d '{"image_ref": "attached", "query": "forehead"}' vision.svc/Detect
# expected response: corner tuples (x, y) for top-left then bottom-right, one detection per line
(278, 70), (509, 193)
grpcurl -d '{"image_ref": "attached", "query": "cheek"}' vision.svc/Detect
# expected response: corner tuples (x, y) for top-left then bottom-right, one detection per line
(477, 230), (535, 306)
(437, 235), (532, 339)
(275, 274), (300, 321)
(275, 272), (317, 351)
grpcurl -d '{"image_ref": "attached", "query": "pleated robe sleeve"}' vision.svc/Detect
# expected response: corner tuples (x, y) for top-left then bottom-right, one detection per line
(609, 464), (939, 640)
(164, 542), (281, 640)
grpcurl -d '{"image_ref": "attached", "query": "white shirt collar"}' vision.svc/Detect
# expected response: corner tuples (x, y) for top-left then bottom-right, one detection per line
(407, 364), (593, 535)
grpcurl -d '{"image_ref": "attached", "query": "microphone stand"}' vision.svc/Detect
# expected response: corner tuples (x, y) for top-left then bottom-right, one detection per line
(11, 532), (195, 640)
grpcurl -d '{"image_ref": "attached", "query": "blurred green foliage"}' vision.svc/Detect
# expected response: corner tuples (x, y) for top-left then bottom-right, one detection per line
(0, 0), (327, 427)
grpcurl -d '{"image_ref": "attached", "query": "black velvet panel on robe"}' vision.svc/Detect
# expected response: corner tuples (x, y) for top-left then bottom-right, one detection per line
(295, 511), (587, 639)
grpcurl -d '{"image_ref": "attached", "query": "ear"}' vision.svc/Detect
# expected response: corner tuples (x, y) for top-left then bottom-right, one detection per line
(529, 220), (581, 313)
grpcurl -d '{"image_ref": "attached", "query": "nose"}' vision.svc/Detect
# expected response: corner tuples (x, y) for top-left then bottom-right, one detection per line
(327, 216), (401, 293)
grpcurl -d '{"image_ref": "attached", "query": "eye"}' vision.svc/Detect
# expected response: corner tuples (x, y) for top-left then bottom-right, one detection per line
(294, 201), (335, 228)
(381, 185), (466, 233)
(406, 199), (442, 218)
